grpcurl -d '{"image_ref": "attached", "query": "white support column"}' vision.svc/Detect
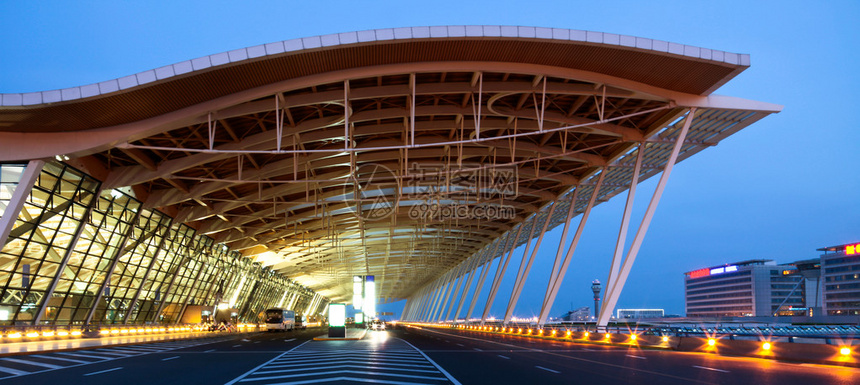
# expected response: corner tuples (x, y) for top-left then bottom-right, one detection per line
(433, 274), (456, 322)
(451, 252), (483, 321)
(411, 287), (429, 321)
(0, 160), (44, 248)
(537, 171), (606, 326)
(597, 108), (696, 329)
(503, 202), (557, 324)
(481, 224), (527, 323)
(425, 277), (447, 322)
(604, 141), (646, 305)
(465, 242), (502, 321)
(435, 265), (464, 322)
(447, 251), (482, 321)
(425, 280), (445, 322)
(407, 291), (419, 321)
(415, 287), (430, 321)
(417, 286), (433, 321)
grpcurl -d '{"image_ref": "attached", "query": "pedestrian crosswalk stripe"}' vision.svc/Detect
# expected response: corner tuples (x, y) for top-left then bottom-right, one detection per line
(1, 357), (63, 369)
(0, 365), (29, 376)
(0, 335), (229, 379)
(226, 335), (458, 385)
(30, 355), (89, 364)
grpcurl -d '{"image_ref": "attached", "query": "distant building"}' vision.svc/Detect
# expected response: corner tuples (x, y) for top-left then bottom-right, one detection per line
(819, 241), (860, 315)
(616, 309), (664, 319)
(560, 307), (591, 321)
(684, 260), (804, 317)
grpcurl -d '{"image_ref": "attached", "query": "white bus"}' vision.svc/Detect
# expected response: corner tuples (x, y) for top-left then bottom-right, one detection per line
(265, 308), (296, 331)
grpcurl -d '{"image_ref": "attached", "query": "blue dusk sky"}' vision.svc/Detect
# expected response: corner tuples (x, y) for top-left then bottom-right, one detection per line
(1, 1), (858, 318)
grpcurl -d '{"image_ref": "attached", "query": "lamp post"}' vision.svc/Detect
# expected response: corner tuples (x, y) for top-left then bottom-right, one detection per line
(591, 280), (601, 319)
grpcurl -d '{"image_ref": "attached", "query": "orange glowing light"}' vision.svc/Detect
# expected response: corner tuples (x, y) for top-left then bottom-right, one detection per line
(840, 347), (852, 356)
(847, 244), (858, 255)
(630, 334), (637, 341)
(762, 342), (771, 351)
(662, 336), (669, 342)
(707, 338), (716, 346)
(584, 332), (590, 338)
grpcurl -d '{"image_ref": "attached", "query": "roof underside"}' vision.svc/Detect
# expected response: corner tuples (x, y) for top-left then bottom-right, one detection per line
(0, 27), (778, 303)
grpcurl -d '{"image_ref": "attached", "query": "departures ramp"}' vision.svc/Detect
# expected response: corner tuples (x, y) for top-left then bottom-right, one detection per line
(0, 327), (858, 384)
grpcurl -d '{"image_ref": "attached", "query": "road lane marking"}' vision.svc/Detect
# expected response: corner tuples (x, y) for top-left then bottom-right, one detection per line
(0, 365), (28, 375)
(473, 348), (483, 351)
(397, 339), (462, 385)
(536, 366), (560, 374)
(56, 352), (113, 360)
(497, 355), (510, 359)
(31, 355), (88, 364)
(625, 354), (646, 359)
(284, 338), (296, 342)
(232, 345), (242, 348)
(224, 340), (310, 385)
(456, 343), (464, 346)
(161, 356), (180, 361)
(1, 358), (62, 369)
(693, 365), (729, 373)
(84, 367), (123, 376)
(417, 326), (712, 384)
(205, 349), (216, 352)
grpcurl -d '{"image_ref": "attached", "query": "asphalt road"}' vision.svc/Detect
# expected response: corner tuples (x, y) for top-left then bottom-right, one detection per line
(405, 326), (860, 385)
(0, 326), (856, 384)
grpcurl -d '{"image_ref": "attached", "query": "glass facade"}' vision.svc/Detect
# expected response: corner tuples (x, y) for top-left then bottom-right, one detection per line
(0, 162), (326, 326)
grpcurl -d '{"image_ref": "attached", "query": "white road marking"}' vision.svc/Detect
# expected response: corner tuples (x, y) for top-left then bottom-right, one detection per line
(1, 357), (62, 369)
(536, 366), (560, 374)
(473, 348), (483, 351)
(625, 354), (646, 360)
(31, 355), (88, 364)
(456, 343), (464, 347)
(399, 338), (463, 385)
(161, 356), (180, 361)
(284, 338), (296, 342)
(497, 355), (510, 359)
(693, 365), (730, 373)
(84, 367), (123, 376)
(224, 341), (310, 385)
(0, 365), (28, 375)
(204, 349), (216, 352)
(232, 345), (242, 348)
(56, 352), (113, 360)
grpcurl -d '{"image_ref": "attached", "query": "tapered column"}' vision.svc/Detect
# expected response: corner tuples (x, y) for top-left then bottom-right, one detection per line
(0, 160), (45, 247)
(597, 108), (696, 328)
(537, 171), (605, 326)
(503, 202), (556, 324)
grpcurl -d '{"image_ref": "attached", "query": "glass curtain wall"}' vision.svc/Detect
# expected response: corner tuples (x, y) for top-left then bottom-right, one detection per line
(0, 162), (323, 326)
(0, 163), (99, 325)
(0, 164), (26, 218)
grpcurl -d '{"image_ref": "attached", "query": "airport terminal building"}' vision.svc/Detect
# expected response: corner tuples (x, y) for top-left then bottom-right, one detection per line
(684, 260), (803, 317)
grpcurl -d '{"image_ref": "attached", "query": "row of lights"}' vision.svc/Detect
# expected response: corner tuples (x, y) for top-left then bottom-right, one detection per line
(1, 324), (263, 341)
(444, 323), (854, 357)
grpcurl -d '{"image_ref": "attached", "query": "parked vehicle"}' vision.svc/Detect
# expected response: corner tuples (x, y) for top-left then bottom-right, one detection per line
(265, 308), (295, 331)
(295, 314), (307, 330)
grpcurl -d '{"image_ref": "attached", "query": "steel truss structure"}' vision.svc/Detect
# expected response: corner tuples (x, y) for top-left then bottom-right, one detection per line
(0, 26), (780, 327)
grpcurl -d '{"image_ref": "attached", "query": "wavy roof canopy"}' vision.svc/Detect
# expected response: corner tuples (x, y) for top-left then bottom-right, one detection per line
(0, 26), (780, 303)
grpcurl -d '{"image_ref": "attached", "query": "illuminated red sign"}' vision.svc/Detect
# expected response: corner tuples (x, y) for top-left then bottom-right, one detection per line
(847, 243), (860, 255)
(688, 268), (710, 279)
